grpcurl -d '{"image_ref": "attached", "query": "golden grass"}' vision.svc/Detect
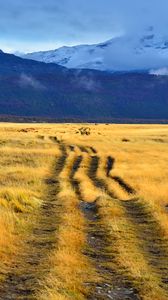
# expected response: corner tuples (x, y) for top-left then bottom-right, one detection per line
(0, 125), (59, 280)
(98, 195), (168, 300)
(0, 210), (18, 266)
(61, 123), (168, 236)
(74, 149), (168, 299)
(74, 153), (102, 202)
(39, 155), (97, 300)
(97, 154), (134, 200)
(0, 123), (167, 300)
(0, 187), (42, 212)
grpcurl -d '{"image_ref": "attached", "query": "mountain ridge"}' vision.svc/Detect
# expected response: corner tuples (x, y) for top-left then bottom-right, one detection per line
(20, 30), (168, 72)
(0, 50), (168, 122)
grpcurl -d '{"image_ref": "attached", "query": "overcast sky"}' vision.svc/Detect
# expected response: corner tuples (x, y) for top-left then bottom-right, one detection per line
(0, 0), (167, 53)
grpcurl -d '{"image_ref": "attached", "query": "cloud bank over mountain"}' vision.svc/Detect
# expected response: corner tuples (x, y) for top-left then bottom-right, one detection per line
(22, 30), (168, 72)
(0, 0), (168, 52)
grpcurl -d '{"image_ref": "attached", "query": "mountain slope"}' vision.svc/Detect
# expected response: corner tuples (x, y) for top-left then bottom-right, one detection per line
(21, 30), (168, 72)
(0, 50), (168, 122)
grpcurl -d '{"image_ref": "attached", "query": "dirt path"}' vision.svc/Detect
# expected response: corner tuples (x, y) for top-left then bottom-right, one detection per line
(70, 155), (139, 300)
(105, 153), (168, 290)
(89, 154), (168, 295)
(0, 146), (67, 300)
(123, 199), (168, 290)
(1, 140), (168, 299)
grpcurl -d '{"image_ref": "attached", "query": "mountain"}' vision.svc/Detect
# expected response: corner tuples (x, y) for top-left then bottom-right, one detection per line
(0, 50), (168, 122)
(21, 29), (168, 72)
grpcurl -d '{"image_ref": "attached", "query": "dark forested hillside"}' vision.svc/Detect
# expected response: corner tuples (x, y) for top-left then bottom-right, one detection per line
(0, 51), (168, 122)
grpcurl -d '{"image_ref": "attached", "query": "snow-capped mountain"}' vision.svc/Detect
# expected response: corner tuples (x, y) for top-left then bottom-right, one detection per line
(21, 29), (168, 72)
(1, 49), (168, 122)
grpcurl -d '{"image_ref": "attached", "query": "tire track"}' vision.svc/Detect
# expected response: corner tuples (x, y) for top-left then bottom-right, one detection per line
(111, 176), (135, 194)
(0, 144), (67, 300)
(88, 156), (117, 199)
(89, 154), (168, 294)
(68, 145), (75, 151)
(89, 146), (97, 154)
(123, 199), (168, 290)
(105, 156), (135, 194)
(49, 136), (59, 143)
(106, 156), (115, 177)
(70, 155), (139, 300)
(78, 145), (89, 153)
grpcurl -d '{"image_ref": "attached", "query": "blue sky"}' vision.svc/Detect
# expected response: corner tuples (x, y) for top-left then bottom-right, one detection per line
(0, 0), (167, 53)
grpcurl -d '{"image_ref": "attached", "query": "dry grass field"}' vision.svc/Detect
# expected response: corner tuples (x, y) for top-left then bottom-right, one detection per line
(0, 123), (167, 300)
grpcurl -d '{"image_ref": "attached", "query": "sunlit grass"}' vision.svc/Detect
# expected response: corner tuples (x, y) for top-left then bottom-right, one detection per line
(39, 154), (97, 300)
(0, 123), (167, 300)
(0, 124), (59, 279)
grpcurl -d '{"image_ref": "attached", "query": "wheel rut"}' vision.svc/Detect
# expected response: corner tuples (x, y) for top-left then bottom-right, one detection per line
(105, 156), (135, 194)
(123, 199), (168, 290)
(106, 156), (115, 177)
(78, 145), (89, 153)
(89, 154), (168, 294)
(88, 156), (117, 199)
(0, 144), (67, 300)
(89, 146), (97, 154)
(2, 139), (167, 300)
(111, 176), (135, 194)
(70, 155), (139, 300)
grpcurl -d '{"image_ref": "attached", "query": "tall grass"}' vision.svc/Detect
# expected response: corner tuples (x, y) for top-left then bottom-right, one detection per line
(39, 154), (97, 300)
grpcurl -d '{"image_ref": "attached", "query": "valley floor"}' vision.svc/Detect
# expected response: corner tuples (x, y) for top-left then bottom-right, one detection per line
(0, 123), (167, 300)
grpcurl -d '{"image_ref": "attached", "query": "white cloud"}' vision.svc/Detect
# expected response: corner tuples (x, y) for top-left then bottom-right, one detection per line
(150, 67), (168, 76)
(1, 0), (168, 52)
(19, 73), (45, 89)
